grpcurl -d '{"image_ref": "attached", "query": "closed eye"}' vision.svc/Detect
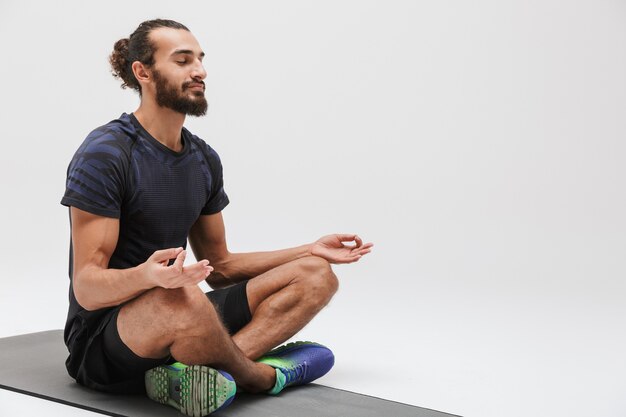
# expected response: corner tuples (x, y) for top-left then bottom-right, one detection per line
(171, 49), (205, 64)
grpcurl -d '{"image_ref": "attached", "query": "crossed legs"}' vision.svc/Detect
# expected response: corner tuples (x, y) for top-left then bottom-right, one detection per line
(116, 255), (338, 392)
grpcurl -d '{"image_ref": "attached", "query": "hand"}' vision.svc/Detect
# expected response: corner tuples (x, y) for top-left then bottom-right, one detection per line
(311, 234), (373, 264)
(142, 247), (213, 289)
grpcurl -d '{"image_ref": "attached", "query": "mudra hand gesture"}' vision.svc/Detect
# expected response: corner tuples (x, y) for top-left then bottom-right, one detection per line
(311, 234), (373, 264)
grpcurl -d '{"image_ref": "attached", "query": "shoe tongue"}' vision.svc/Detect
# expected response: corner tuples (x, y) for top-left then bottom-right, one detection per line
(267, 368), (287, 395)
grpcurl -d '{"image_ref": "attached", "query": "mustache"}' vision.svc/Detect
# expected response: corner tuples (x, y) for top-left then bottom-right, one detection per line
(182, 81), (205, 90)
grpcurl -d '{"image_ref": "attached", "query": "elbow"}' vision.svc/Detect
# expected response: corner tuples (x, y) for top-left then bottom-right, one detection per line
(210, 251), (232, 278)
(73, 273), (100, 311)
(205, 272), (232, 290)
(202, 252), (235, 289)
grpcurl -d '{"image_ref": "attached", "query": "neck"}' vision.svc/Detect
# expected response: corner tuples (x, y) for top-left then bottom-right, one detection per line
(133, 100), (186, 152)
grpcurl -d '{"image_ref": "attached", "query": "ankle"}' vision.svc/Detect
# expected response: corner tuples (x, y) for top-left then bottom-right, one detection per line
(256, 363), (277, 393)
(237, 363), (276, 393)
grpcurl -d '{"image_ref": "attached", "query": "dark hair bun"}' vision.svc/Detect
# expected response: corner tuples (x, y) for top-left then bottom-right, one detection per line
(109, 38), (138, 90)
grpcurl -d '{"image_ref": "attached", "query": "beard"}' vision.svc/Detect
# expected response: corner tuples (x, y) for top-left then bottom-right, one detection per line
(152, 69), (208, 117)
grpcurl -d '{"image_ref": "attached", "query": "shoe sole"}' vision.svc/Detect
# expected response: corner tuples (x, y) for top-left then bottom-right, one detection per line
(145, 365), (235, 417)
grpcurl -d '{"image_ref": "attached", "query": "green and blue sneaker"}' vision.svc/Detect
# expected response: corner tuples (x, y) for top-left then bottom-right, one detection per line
(256, 341), (335, 395)
(145, 362), (236, 416)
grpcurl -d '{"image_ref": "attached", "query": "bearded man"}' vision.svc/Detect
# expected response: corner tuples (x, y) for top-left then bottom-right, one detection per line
(61, 18), (372, 416)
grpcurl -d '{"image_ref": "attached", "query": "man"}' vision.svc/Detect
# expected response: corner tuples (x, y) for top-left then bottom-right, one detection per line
(61, 19), (372, 416)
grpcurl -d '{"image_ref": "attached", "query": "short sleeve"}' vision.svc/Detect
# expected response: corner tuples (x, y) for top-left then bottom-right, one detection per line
(61, 131), (128, 218)
(200, 145), (229, 215)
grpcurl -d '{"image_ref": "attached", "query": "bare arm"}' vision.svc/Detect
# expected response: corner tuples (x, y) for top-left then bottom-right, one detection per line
(188, 212), (373, 290)
(188, 213), (311, 289)
(71, 207), (213, 311)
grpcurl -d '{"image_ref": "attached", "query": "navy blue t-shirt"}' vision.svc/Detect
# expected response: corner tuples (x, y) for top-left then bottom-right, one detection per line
(61, 113), (229, 338)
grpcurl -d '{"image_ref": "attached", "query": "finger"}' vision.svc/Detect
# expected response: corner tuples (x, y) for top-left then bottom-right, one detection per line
(202, 265), (214, 278)
(194, 259), (210, 268)
(354, 235), (363, 248)
(184, 261), (213, 277)
(335, 234), (357, 242)
(352, 245), (373, 255)
(182, 264), (214, 284)
(184, 260), (210, 269)
(152, 247), (184, 263)
(349, 249), (371, 260)
(171, 250), (186, 272)
(339, 255), (362, 264)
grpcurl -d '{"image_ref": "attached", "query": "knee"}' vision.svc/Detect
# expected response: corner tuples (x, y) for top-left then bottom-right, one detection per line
(298, 256), (339, 301)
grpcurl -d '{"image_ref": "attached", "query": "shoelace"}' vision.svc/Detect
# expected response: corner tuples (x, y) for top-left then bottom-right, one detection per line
(283, 361), (309, 385)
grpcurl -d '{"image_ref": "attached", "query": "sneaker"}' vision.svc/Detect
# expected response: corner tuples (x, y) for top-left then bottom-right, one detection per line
(256, 341), (335, 395)
(145, 362), (236, 416)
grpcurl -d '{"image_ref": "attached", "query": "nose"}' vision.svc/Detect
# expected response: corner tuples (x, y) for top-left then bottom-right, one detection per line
(191, 58), (207, 80)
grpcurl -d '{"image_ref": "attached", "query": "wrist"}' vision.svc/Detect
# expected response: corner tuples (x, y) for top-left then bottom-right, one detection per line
(304, 242), (316, 258)
(135, 262), (156, 290)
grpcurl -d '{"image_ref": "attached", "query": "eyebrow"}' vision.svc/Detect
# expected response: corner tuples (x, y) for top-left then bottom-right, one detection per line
(172, 49), (205, 56)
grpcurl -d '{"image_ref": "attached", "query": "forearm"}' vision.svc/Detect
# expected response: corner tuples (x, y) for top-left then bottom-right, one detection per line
(208, 243), (313, 288)
(73, 264), (153, 311)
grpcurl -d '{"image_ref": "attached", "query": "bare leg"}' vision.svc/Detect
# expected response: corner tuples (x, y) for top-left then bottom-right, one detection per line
(117, 286), (275, 393)
(232, 256), (339, 360)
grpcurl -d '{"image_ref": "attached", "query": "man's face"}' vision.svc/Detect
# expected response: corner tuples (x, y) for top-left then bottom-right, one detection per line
(148, 28), (208, 116)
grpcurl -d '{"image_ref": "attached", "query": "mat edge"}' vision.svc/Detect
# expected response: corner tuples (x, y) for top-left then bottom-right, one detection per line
(311, 384), (463, 417)
(0, 383), (125, 417)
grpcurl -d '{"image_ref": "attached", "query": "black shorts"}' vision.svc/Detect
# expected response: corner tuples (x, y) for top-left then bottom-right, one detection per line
(65, 281), (252, 394)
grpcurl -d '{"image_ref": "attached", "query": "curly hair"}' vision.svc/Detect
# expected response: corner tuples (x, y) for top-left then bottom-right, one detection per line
(109, 19), (189, 94)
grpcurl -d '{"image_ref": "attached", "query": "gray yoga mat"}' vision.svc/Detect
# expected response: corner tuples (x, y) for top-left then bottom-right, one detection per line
(0, 330), (459, 417)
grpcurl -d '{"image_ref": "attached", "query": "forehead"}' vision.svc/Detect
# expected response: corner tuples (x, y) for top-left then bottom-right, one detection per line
(149, 27), (203, 59)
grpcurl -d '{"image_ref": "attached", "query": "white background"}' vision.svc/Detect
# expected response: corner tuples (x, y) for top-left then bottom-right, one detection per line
(1, 1), (625, 416)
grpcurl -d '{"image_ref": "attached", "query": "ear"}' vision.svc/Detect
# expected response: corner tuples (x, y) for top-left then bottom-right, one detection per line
(131, 61), (151, 84)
